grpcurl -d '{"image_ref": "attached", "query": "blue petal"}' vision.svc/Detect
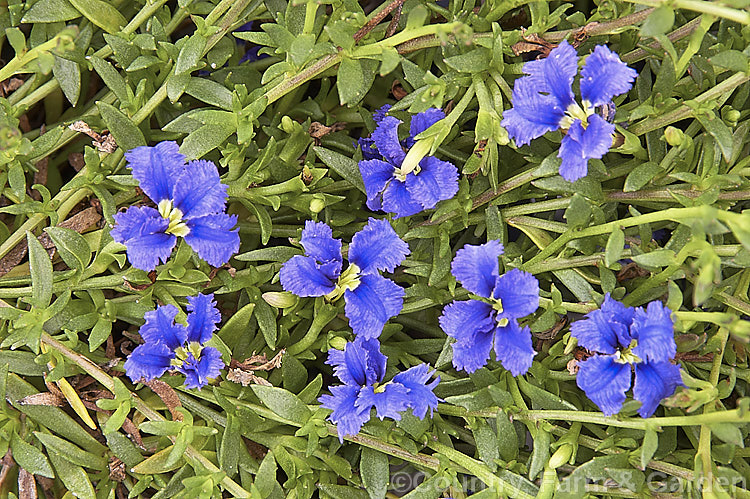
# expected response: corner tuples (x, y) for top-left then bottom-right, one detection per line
(344, 274), (404, 339)
(327, 337), (386, 387)
(186, 293), (220, 344)
(125, 141), (186, 203)
(356, 383), (410, 420)
(280, 255), (338, 297)
(576, 354), (632, 416)
(139, 304), (188, 351)
(178, 347), (224, 389)
(631, 301), (676, 363)
(571, 294), (634, 354)
(580, 45), (637, 107)
(493, 320), (535, 376)
(407, 108), (445, 145)
(501, 77), (567, 147)
(319, 384), (371, 441)
(382, 179), (423, 218)
(405, 156), (459, 210)
(392, 364), (440, 419)
(358, 138), (382, 161)
(522, 40), (577, 110)
(111, 206), (176, 271)
(450, 240), (504, 298)
(633, 361), (683, 418)
(184, 213), (240, 267)
(371, 116), (406, 166)
(558, 114), (615, 182)
(439, 300), (496, 372)
(300, 220), (342, 265)
(348, 218), (409, 274)
(123, 343), (173, 383)
(172, 160), (228, 219)
(359, 159), (394, 211)
(493, 268), (539, 320)
(373, 104), (392, 124)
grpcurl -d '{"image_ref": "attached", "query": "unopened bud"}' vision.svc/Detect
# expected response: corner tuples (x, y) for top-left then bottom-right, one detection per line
(548, 444), (573, 469)
(329, 336), (348, 351)
(722, 108), (741, 124)
(309, 196), (325, 214)
(262, 291), (297, 308)
(664, 126), (684, 146)
(280, 115), (295, 134)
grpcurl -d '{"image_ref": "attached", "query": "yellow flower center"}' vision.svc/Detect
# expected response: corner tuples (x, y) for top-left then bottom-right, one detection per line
(171, 342), (202, 368)
(492, 298), (509, 327)
(325, 264), (361, 302)
(560, 100), (595, 130)
(614, 340), (642, 365)
(158, 199), (190, 237)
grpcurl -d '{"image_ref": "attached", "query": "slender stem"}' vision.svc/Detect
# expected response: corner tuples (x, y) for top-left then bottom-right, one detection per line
(620, 0), (750, 25)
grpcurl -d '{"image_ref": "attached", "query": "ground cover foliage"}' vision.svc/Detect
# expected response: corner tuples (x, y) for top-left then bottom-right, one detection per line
(0, 0), (750, 497)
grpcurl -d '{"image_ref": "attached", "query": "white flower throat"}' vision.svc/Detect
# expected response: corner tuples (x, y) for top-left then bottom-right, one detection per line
(158, 199), (190, 237)
(559, 100), (596, 130)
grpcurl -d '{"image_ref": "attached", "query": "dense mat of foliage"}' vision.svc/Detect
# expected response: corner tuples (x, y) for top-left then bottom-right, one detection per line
(1, 0), (750, 497)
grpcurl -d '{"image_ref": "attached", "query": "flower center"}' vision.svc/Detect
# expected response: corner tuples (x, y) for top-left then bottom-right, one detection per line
(560, 100), (595, 130)
(393, 164), (421, 182)
(492, 298), (509, 327)
(158, 199), (190, 237)
(614, 340), (642, 365)
(325, 264), (361, 301)
(171, 341), (203, 368)
(373, 382), (388, 393)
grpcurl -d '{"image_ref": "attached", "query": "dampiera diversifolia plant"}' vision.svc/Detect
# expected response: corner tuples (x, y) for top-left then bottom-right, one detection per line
(572, 294), (683, 417)
(110, 141), (240, 271)
(280, 218), (409, 339)
(319, 337), (440, 441)
(439, 240), (540, 375)
(358, 105), (459, 218)
(502, 40), (637, 182)
(123, 293), (224, 389)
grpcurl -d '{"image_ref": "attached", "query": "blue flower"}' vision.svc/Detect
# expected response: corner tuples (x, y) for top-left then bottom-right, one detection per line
(319, 337), (440, 441)
(502, 41), (637, 182)
(123, 293), (225, 389)
(439, 241), (539, 375)
(111, 141), (240, 271)
(280, 218), (409, 339)
(571, 295), (683, 417)
(358, 106), (459, 218)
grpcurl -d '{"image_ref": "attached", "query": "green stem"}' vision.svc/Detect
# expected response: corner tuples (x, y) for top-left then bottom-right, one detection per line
(620, 0), (750, 24)
(0, 29), (77, 81)
(40, 334), (252, 498)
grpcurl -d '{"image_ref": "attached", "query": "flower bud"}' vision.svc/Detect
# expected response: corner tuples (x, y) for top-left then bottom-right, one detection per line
(280, 115), (295, 134)
(262, 291), (297, 308)
(309, 196), (326, 214)
(664, 126), (684, 146)
(722, 108), (741, 124)
(328, 336), (348, 351)
(548, 444), (573, 469)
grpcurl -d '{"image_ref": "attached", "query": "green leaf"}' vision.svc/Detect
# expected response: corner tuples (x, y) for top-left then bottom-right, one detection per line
(640, 429), (658, 469)
(337, 57), (376, 106)
(53, 54), (81, 106)
(47, 451), (96, 499)
(34, 432), (107, 470)
(27, 232), (53, 308)
(711, 423), (744, 447)
(185, 78), (233, 110)
(89, 55), (130, 105)
(131, 445), (184, 474)
(496, 410), (518, 462)
(105, 432), (143, 469)
(444, 48), (490, 73)
(709, 50), (749, 72)
(97, 101), (146, 152)
(360, 447), (389, 499)
(179, 123), (235, 160)
(253, 297), (277, 349)
(22, 0), (80, 22)
(696, 112), (734, 163)
(604, 226), (625, 268)
(624, 162), (662, 192)
(314, 146), (366, 193)
(68, 0), (127, 34)
(88, 318), (112, 352)
(219, 414), (241, 476)
(175, 34), (207, 75)
(472, 420), (499, 471)
(564, 194), (591, 229)
(45, 226), (91, 275)
(234, 246), (301, 262)
(631, 249), (676, 268)
(10, 432), (54, 478)
(528, 427), (550, 481)
(251, 385), (312, 424)
(517, 377), (578, 411)
(640, 6), (674, 37)
(254, 450), (278, 497)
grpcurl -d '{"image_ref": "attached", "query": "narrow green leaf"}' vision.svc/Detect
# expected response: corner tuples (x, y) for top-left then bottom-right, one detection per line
(34, 432), (107, 470)
(640, 429), (658, 469)
(624, 162), (662, 192)
(696, 112), (734, 163)
(253, 298), (277, 349)
(314, 146), (366, 192)
(360, 447), (389, 499)
(254, 450), (278, 497)
(89, 55), (130, 105)
(604, 226), (625, 268)
(640, 6), (674, 37)
(53, 54), (81, 106)
(47, 451), (96, 499)
(68, 0), (127, 34)
(22, 0), (80, 22)
(219, 414), (241, 476)
(10, 433), (55, 478)
(97, 101), (146, 152)
(250, 385), (312, 424)
(185, 78), (233, 110)
(179, 123), (235, 160)
(175, 34), (207, 75)
(45, 226), (91, 275)
(27, 232), (53, 308)
(631, 249), (676, 268)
